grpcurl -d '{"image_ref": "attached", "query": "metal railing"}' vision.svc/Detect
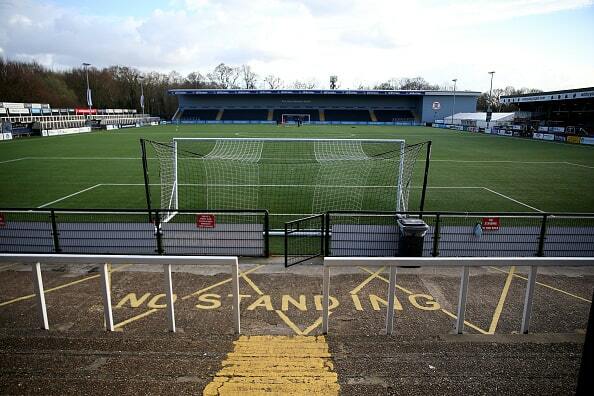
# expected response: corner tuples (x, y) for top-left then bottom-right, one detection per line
(326, 211), (594, 258)
(0, 253), (240, 333)
(322, 257), (594, 335)
(0, 208), (269, 257)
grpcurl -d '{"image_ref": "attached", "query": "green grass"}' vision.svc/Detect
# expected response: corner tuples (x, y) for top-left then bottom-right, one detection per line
(1, 124), (593, 214)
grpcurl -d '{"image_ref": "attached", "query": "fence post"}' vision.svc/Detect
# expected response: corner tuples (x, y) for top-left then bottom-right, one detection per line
(520, 265), (538, 334)
(386, 266), (397, 335)
(154, 210), (164, 255)
(231, 258), (241, 334)
(100, 263), (114, 331)
(31, 262), (49, 330)
(284, 223), (289, 267)
(537, 214), (548, 257)
(322, 265), (330, 334)
(163, 264), (176, 332)
(432, 213), (441, 257)
(50, 210), (61, 253)
(455, 266), (470, 334)
(320, 214), (325, 256)
(264, 211), (270, 257)
(325, 212), (331, 257)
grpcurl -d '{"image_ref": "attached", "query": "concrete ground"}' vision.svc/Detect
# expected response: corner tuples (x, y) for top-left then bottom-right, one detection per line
(0, 258), (592, 395)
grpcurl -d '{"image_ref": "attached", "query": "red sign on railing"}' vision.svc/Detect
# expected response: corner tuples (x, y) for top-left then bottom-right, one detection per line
(482, 217), (500, 231)
(196, 214), (216, 228)
(0, 212), (5, 227)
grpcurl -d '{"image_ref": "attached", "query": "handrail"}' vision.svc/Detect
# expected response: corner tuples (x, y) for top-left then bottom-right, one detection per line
(0, 254), (240, 334)
(322, 257), (594, 335)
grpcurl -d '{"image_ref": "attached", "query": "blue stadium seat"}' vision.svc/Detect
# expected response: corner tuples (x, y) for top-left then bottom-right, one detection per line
(180, 109), (219, 121)
(325, 109), (371, 122)
(221, 109), (268, 121)
(374, 110), (415, 122)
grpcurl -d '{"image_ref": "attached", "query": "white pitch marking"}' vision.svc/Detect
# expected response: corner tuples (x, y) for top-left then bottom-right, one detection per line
(37, 184), (102, 208)
(426, 160), (585, 165)
(19, 157), (149, 160)
(482, 187), (544, 213)
(563, 162), (594, 169)
(14, 157), (593, 168)
(98, 183), (487, 189)
(0, 157), (27, 164)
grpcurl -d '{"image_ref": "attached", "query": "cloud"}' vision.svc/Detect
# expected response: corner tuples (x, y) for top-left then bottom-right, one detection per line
(0, 0), (592, 90)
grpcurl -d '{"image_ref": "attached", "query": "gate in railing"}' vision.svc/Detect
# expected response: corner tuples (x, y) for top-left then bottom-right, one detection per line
(284, 214), (325, 267)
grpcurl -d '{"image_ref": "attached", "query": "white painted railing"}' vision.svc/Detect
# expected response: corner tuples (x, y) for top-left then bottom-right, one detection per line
(0, 254), (240, 333)
(322, 257), (594, 335)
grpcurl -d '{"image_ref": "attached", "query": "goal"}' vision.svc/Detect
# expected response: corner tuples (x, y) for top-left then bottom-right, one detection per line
(141, 138), (429, 225)
(281, 114), (311, 125)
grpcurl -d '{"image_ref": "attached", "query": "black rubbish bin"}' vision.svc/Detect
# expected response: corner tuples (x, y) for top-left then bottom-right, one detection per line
(397, 218), (429, 257)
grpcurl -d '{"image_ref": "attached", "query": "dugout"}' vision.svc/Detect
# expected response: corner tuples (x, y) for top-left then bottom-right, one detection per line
(168, 89), (479, 125)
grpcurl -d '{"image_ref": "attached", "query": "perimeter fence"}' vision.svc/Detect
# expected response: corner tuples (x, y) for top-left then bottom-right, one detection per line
(1, 209), (593, 259)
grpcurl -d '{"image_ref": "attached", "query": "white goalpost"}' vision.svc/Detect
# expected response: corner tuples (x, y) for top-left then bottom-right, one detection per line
(144, 138), (427, 226)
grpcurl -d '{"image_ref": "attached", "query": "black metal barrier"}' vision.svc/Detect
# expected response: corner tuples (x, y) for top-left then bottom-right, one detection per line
(1, 209), (594, 258)
(326, 211), (594, 258)
(0, 209), (269, 257)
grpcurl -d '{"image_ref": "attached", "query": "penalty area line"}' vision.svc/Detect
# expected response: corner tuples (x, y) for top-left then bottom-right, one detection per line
(0, 157), (27, 165)
(482, 187), (544, 213)
(37, 184), (102, 208)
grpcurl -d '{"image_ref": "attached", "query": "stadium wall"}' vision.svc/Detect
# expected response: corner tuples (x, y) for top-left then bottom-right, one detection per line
(421, 95), (478, 123)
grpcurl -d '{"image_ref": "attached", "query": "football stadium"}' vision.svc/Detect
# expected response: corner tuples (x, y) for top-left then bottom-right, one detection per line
(1, 1), (594, 395)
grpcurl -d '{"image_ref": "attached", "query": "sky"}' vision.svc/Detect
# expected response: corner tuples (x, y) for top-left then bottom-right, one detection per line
(1, 0), (593, 92)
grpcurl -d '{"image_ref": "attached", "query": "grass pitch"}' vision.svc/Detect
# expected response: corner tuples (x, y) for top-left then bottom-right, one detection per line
(1, 124), (593, 213)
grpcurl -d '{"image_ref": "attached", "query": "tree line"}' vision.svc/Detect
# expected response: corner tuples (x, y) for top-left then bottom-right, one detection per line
(0, 58), (539, 118)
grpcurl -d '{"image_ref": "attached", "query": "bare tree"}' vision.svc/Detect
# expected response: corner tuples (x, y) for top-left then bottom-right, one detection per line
(373, 81), (395, 90)
(186, 71), (205, 88)
(263, 74), (283, 89)
(292, 79), (319, 89)
(207, 63), (240, 89)
(240, 64), (258, 89)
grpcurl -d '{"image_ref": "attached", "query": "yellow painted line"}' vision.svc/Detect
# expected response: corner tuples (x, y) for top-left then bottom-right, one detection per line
(117, 265), (265, 329)
(181, 265), (264, 301)
(240, 272), (263, 296)
(275, 310), (304, 335)
(359, 266), (489, 334)
(0, 264), (132, 308)
(350, 266), (385, 294)
(488, 266), (592, 303)
(114, 308), (160, 329)
(302, 317), (323, 336)
(488, 266), (515, 334)
(359, 266), (415, 295)
(203, 335), (339, 395)
(440, 308), (489, 334)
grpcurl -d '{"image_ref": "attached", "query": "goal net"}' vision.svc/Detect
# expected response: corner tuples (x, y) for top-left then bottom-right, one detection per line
(281, 114), (311, 124)
(142, 138), (428, 226)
